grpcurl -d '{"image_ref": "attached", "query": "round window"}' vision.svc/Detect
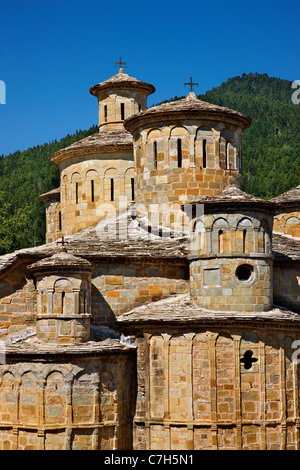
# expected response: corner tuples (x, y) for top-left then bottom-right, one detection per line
(236, 264), (253, 282)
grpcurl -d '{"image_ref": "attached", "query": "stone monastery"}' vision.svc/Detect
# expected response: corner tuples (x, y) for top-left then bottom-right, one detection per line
(0, 61), (299, 451)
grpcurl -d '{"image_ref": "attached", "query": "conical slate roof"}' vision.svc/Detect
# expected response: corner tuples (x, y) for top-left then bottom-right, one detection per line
(51, 129), (133, 164)
(27, 248), (93, 272)
(184, 184), (275, 210)
(125, 92), (252, 132)
(89, 71), (155, 97)
(271, 184), (300, 205)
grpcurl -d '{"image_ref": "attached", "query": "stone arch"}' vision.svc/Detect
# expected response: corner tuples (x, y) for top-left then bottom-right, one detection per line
(62, 173), (68, 205)
(53, 278), (73, 315)
(146, 128), (163, 170)
(220, 128), (236, 170)
(286, 216), (300, 225)
(72, 372), (97, 424)
(99, 369), (117, 423)
(19, 371), (39, 426)
(259, 218), (270, 253)
(212, 217), (229, 253)
(264, 334), (281, 426)
(168, 333), (189, 420)
(42, 364), (73, 382)
(284, 215), (300, 237)
(0, 371), (18, 424)
(169, 126), (189, 168)
(236, 217), (254, 253)
(71, 171), (81, 204)
(104, 168), (119, 202)
(124, 167), (135, 201)
(100, 93), (111, 123)
(195, 126), (214, 168)
(85, 169), (100, 204)
(192, 219), (205, 253)
(44, 371), (68, 426)
(215, 334), (235, 422)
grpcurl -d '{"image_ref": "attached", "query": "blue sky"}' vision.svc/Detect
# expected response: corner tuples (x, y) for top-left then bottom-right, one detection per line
(0, 0), (299, 156)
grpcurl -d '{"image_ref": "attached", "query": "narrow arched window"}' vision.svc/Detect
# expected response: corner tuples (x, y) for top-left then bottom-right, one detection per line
(243, 229), (247, 253)
(62, 291), (66, 314)
(154, 141), (158, 168)
(218, 230), (224, 253)
(177, 139), (182, 167)
(91, 180), (95, 203)
(203, 139), (207, 168)
(104, 105), (107, 122)
(225, 142), (228, 169)
(131, 178), (134, 201)
(121, 103), (125, 120)
(110, 178), (114, 201)
(58, 212), (62, 231)
(75, 182), (78, 204)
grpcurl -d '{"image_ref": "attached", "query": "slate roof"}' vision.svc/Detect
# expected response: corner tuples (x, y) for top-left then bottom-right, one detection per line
(0, 206), (299, 280)
(39, 187), (60, 202)
(117, 293), (300, 326)
(125, 92), (252, 132)
(271, 185), (300, 206)
(89, 72), (155, 97)
(51, 129), (133, 164)
(184, 184), (275, 211)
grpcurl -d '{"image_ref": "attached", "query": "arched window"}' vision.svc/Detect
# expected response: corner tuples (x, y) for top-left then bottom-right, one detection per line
(177, 139), (182, 167)
(154, 141), (158, 168)
(202, 139), (207, 168)
(195, 127), (213, 169)
(218, 230), (224, 253)
(236, 218), (253, 253)
(169, 126), (189, 168)
(212, 218), (229, 253)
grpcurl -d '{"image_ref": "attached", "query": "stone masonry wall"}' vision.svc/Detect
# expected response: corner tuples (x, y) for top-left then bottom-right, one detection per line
(0, 263), (37, 340)
(60, 152), (134, 236)
(0, 351), (135, 450)
(273, 264), (300, 312)
(274, 210), (300, 237)
(133, 327), (300, 450)
(91, 260), (189, 325)
(133, 120), (243, 229)
(190, 256), (273, 312)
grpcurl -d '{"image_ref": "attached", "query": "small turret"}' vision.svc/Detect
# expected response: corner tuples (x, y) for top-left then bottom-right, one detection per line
(28, 248), (94, 344)
(184, 185), (275, 312)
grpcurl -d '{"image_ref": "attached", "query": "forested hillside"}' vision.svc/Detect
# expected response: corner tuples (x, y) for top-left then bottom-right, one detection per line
(0, 126), (98, 254)
(197, 73), (300, 198)
(0, 73), (299, 254)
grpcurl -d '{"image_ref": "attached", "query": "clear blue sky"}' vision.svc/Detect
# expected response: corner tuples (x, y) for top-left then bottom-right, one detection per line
(0, 0), (299, 156)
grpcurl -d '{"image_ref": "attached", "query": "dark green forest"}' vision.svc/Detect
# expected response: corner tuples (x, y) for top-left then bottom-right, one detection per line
(0, 73), (299, 254)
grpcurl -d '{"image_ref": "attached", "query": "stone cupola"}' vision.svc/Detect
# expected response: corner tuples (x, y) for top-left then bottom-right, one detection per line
(48, 65), (155, 238)
(28, 248), (94, 344)
(89, 64), (155, 132)
(271, 184), (300, 237)
(124, 91), (252, 232)
(184, 184), (276, 312)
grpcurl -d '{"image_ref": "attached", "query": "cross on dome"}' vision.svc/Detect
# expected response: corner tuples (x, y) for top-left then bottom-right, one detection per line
(115, 56), (127, 73)
(184, 76), (199, 93)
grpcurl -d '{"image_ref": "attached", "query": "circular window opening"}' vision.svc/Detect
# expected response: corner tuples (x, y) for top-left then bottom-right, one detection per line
(236, 264), (253, 282)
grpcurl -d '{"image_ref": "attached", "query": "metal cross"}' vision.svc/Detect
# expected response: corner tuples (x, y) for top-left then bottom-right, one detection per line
(184, 77), (198, 93)
(57, 236), (69, 247)
(115, 57), (127, 70)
